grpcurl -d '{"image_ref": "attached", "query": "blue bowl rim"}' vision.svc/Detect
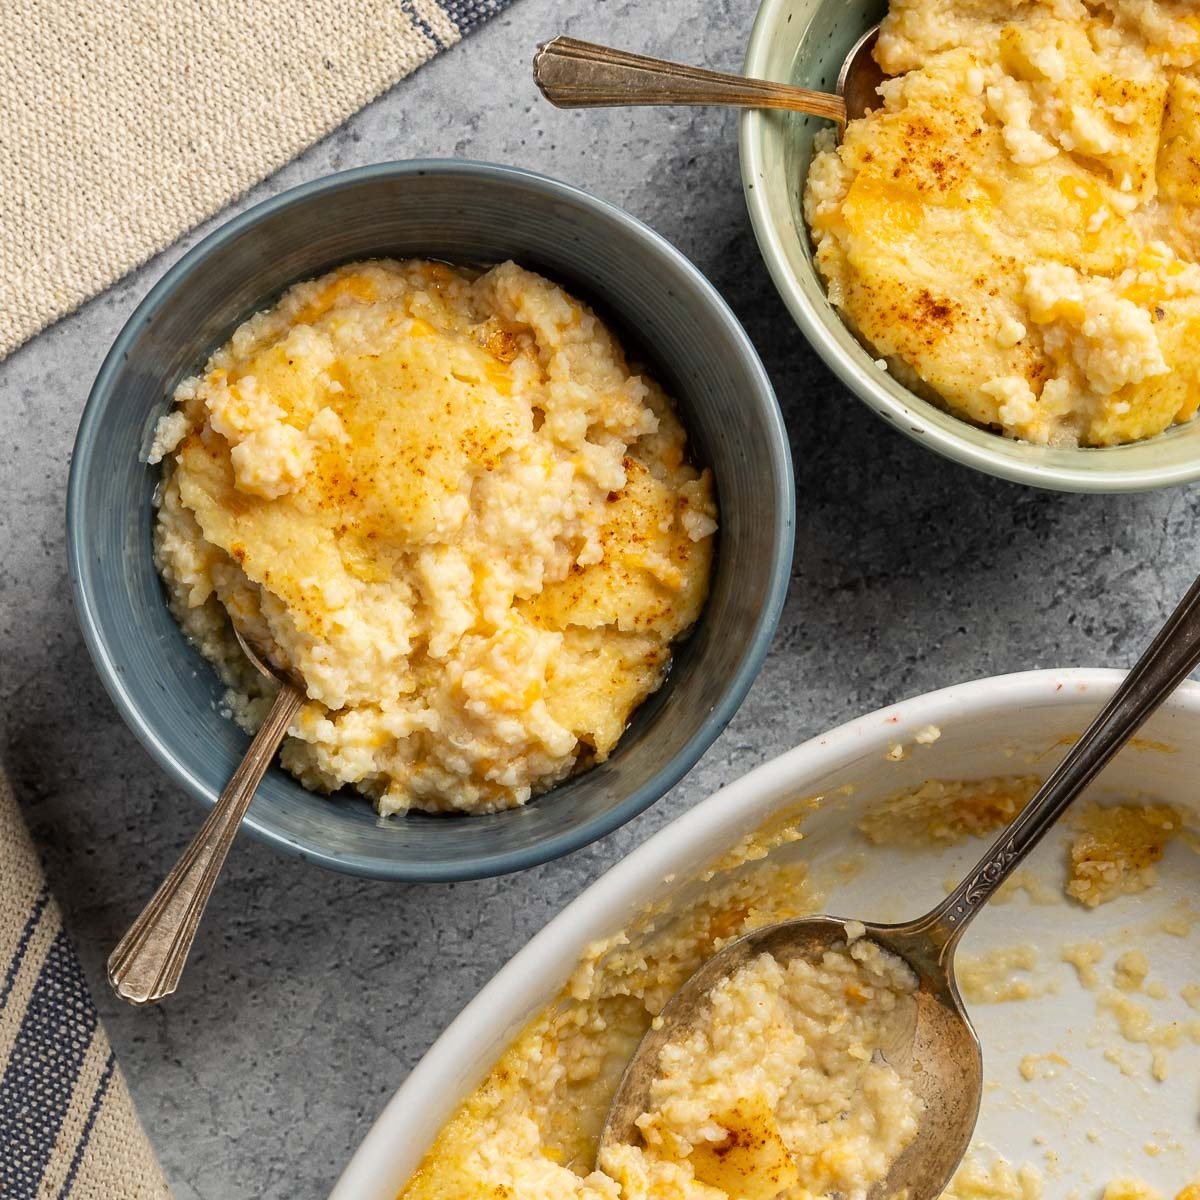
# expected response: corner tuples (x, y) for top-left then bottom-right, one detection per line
(66, 158), (796, 882)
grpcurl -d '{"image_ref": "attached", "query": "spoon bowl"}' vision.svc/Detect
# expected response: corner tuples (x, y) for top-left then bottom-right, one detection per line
(600, 913), (981, 1199)
(233, 624), (305, 691)
(232, 624), (277, 680)
(838, 27), (886, 126)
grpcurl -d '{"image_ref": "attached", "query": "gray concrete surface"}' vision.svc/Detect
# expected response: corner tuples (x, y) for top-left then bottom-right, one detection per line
(1, 0), (1197, 1196)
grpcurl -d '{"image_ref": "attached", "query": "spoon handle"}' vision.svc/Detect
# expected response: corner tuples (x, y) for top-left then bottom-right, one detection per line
(533, 36), (846, 122)
(925, 572), (1200, 958)
(107, 684), (304, 1005)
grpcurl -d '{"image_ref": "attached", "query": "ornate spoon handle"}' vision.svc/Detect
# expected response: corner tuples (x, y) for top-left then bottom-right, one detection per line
(533, 36), (847, 121)
(916, 572), (1200, 960)
(108, 683), (304, 1005)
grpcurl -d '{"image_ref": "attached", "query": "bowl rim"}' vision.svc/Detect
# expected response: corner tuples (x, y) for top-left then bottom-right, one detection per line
(330, 665), (1200, 1197)
(66, 157), (796, 882)
(738, 0), (1200, 494)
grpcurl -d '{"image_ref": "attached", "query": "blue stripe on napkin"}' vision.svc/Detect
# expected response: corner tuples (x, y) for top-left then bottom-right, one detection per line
(443, 0), (512, 35)
(401, 0), (446, 49)
(0, 928), (99, 1199)
(55, 1051), (117, 1200)
(0, 887), (50, 1016)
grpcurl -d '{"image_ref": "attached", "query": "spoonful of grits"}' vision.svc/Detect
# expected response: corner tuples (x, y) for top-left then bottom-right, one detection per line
(534, 26), (885, 128)
(599, 571), (1200, 1199)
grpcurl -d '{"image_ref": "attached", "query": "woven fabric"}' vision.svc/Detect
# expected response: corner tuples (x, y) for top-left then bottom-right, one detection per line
(0, 771), (171, 1199)
(1, 0), (512, 361)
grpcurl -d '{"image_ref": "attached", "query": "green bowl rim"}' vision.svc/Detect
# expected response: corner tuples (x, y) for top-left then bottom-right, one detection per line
(65, 158), (796, 882)
(739, 0), (1200, 494)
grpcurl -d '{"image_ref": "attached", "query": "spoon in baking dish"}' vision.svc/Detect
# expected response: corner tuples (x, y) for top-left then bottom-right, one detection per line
(533, 25), (884, 127)
(107, 628), (305, 1005)
(600, 572), (1200, 1198)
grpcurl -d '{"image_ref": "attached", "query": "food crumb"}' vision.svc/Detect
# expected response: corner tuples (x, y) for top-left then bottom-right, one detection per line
(1103, 1179), (1163, 1200)
(960, 944), (1050, 1004)
(943, 1153), (1044, 1200)
(1019, 1052), (1068, 1081)
(858, 776), (1039, 847)
(993, 868), (1063, 907)
(1066, 802), (1189, 908)
(1114, 949), (1150, 993)
(1061, 942), (1105, 990)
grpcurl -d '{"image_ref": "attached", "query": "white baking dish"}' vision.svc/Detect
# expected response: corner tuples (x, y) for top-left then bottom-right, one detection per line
(332, 669), (1200, 1199)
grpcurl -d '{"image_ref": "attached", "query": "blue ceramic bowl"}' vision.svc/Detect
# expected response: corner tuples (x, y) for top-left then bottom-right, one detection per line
(67, 160), (793, 881)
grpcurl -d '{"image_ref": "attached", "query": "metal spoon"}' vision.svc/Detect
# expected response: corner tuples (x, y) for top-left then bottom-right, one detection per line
(601, 572), (1200, 1198)
(107, 627), (305, 1005)
(533, 26), (885, 126)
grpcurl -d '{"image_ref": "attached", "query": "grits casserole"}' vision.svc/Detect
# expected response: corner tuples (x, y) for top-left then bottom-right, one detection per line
(150, 259), (716, 816)
(398, 865), (922, 1200)
(607, 934), (922, 1200)
(805, 0), (1200, 447)
(396, 781), (1198, 1200)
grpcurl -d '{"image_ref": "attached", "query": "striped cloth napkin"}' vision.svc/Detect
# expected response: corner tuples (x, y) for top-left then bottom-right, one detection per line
(2, 0), (513, 361)
(1, 771), (170, 1200)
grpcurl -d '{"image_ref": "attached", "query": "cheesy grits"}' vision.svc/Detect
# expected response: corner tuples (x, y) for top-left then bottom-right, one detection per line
(150, 259), (716, 815)
(398, 866), (921, 1200)
(395, 782), (1199, 1200)
(805, 0), (1200, 446)
(607, 934), (921, 1200)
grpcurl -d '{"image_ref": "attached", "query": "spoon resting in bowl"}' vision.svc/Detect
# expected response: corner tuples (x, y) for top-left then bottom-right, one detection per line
(533, 26), (885, 127)
(600, 571), (1200, 1199)
(107, 627), (304, 1005)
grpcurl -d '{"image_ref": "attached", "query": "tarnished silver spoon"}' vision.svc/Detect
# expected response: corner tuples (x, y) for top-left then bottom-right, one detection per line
(108, 627), (305, 1005)
(534, 26), (885, 127)
(601, 572), (1200, 1199)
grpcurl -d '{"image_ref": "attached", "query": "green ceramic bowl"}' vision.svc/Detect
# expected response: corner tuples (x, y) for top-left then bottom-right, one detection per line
(740, 0), (1200, 492)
